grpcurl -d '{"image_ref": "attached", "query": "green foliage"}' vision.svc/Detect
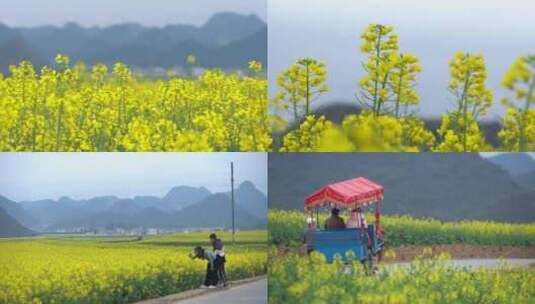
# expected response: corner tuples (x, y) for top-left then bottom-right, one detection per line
(268, 209), (535, 247)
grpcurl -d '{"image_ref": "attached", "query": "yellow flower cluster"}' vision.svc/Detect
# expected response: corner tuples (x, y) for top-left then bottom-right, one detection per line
(499, 55), (535, 151)
(273, 23), (535, 152)
(280, 111), (435, 152)
(268, 209), (535, 247)
(435, 112), (491, 152)
(0, 56), (269, 151)
(358, 24), (399, 116)
(275, 58), (328, 121)
(448, 52), (493, 117)
(269, 252), (535, 304)
(0, 231), (267, 303)
(280, 115), (332, 152)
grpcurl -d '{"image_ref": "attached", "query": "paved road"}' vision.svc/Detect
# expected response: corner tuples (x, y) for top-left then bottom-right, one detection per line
(177, 278), (267, 304)
(391, 258), (535, 269)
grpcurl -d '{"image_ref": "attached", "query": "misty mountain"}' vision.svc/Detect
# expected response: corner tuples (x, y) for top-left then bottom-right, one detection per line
(487, 153), (535, 192)
(174, 193), (264, 229)
(494, 190), (535, 222)
(2, 12), (266, 72)
(516, 171), (535, 191)
(233, 181), (268, 220)
(487, 153), (535, 177)
(197, 12), (265, 46)
(51, 207), (175, 230)
(268, 153), (535, 222)
(0, 24), (44, 74)
(0, 207), (36, 237)
(0, 195), (38, 229)
(15, 181), (266, 231)
(163, 186), (211, 210)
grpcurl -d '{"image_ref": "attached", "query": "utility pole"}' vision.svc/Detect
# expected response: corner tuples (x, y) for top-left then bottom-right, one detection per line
(230, 161), (235, 245)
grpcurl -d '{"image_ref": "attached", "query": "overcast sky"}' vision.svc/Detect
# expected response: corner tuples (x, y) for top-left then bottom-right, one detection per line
(269, 0), (535, 119)
(0, 153), (267, 202)
(0, 0), (266, 27)
(480, 152), (535, 158)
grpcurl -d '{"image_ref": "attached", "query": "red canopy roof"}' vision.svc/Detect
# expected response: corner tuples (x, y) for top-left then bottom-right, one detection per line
(304, 177), (384, 210)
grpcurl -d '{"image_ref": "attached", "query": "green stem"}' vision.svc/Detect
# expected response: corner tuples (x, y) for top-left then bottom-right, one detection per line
(372, 26), (383, 117)
(519, 80), (535, 151)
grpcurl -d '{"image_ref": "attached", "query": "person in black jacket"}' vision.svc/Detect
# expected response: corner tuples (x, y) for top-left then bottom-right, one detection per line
(209, 233), (227, 287)
(324, 207), (346, 230)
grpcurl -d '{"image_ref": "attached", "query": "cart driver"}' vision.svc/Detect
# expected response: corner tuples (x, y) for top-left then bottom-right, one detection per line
(324, 207), (346, 230)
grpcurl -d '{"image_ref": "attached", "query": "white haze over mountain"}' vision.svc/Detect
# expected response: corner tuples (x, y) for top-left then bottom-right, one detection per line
(481, 152), (535, 159)
(0, 153), (267, 201)
(0, 0), (266, 27)
(268, 0), (535, 119)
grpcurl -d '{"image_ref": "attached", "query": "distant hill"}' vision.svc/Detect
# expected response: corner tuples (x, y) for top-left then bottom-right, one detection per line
(268, 153), (535, 222)
(17, 181), (266, 231)
(174, 193), (263, 229)
(2, 12), (266, 72)
(487, 153), (535, 177)
(0, 207), (36, 237)
(0, 24), (44, 74)
(516, 171), (535, 191)
(232, 181), (268, 221)
(163, 186), (211, 210)
(493, 190), (535, 222)
(0, 195), (38, 229)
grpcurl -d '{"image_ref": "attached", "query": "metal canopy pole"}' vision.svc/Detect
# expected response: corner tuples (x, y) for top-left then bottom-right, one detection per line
(375, 199), (381, 231)
(315, 207), (319, 229)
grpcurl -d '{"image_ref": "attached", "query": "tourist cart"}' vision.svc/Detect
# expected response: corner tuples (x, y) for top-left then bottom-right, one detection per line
(304, 177), (385, 267)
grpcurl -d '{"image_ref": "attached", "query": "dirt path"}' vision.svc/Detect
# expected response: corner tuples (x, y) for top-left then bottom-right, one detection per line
(390, 258), (535, 269)
(392, 244), (535, 261)
(274, 244), (535, 261)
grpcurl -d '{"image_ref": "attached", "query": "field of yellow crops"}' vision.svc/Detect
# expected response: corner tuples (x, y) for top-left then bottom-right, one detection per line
(0, 230), (266, 304)
(268, 209), (535, 246)
(269, 252), (535, 304)
(0, 56), (269, 152)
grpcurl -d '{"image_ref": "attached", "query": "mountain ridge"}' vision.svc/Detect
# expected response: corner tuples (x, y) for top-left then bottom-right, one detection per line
(268, 153), (535, 223)
(10, 181), (266, 231)
(0, 207), (37, 237)
(0, 12), (266, 73)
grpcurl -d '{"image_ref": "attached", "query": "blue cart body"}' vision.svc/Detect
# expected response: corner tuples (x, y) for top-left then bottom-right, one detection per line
(307, 224), (380, 263)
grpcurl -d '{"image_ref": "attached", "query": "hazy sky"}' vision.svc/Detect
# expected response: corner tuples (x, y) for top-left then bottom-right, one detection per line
(0, 0), (266, 27)
(480, 152), (535, 159)
(269, 0), (535, 119)
(0, 153), (267, 202)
